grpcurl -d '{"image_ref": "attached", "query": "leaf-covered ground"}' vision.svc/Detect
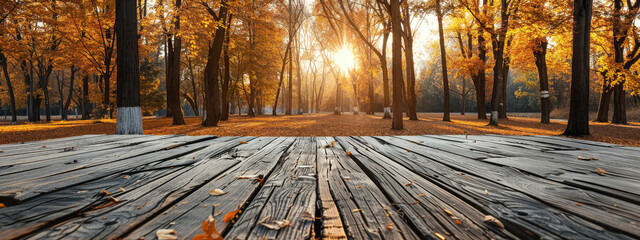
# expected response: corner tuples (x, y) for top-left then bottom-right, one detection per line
(1, 113), (639, 146)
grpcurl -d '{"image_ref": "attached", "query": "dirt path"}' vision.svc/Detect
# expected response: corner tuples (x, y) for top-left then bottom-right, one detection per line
(1, 113), (639, 146)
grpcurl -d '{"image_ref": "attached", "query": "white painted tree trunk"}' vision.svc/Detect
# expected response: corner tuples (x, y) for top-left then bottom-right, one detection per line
(116, 107), (143, 134)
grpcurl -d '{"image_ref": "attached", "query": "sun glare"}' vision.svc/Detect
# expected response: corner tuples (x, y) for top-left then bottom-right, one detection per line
(334, 47), (355, 73)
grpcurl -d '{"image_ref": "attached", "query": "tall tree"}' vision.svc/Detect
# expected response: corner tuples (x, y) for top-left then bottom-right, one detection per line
(115, 0), (143, 134)
(436, 0), (451, 121)
(564, 0), (592, 136)
(166, 0), (185, 125)
(390, 0), (403, 129)
(201, 0), (229, 126)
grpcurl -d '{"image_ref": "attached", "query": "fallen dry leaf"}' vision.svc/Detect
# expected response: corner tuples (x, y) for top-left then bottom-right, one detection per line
(0, 203), (5, 209)
(103, 189), (111, 195)
(237, 175), (259, 179)
(346, 151), (352, 156)
(405, 182), (413, 186)
(483, 215), (504, 229)
(224, 206), (242, 223)
(193, 215), (223, 240)
(262, 220), (290, 230)
(435, 232), (446, 240)
(596, 168), (606, 175)
(578, 156), (598, 161)
(77, 190), (88, 194)
(484, 189), (489, 194)
(209, 189), (227, 196)
(239, 140), (248, 144)
(331, 141), (335, 147)
(122, 175), (130, 179)
(108, 196), (119, 202)
(352, 209), (362, 212)
(418, 194), (425, 197)
(156, 229), (177, 240)
(387, 225), (393, 230)
(119, 187), (126, 192)
(256, 216), (270, 226)
(455, 219), (462, 225)
(576, 203), (582, 206)
(443, 209), (454, 216)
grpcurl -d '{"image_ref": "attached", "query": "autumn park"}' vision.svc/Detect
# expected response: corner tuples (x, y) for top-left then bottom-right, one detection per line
(1, 0), (640, 239)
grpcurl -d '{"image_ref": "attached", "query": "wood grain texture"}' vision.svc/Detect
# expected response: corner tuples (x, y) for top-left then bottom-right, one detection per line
(0, 135), (638, 240)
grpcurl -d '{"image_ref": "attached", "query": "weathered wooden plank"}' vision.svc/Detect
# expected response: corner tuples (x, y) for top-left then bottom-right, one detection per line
(378, 136), (638, 239)
(0, 166), (171, 239)
(0, 134), (139, 157)
(336, 136), (515, 240)
(124, 137), (296, 240)
(433, 136), (640, 180)
(0, 135), (217, 202)
(0, 135), (178, 179)
(504, 135), (619, 150)
(481, 156), (640, 203)
(22, 137), (264, 240)
(0, 135), (171, 166)
(315, 137), (349, 240)
(450, 134), (577, 151)
(394, 135), (507, 159)
(226, 137), (316, 240)
(316, 137), (418, 240)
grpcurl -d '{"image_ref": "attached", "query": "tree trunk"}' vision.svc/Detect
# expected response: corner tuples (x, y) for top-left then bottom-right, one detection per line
(296, 36), (302, 114)
(564, 0), (592, 136)
(115, 0), (143, 134)
(533, 37), (551, 124)
(0, 50), (17, 123)
(436, 0), (450, 122)
(166, 0), (185, 125)
(595, 71), (611, 122)
(273, 41), (291, 115)
(221, 14), (233, 120)
(201, 0), (228, 126)
(499, 53), (510, 119)
(611, 0), (627, 124)
(186, 57), (199, 116)
(381, 29), (392, 119)
(82, 75), (90, 119)
(334, 76), (341, 115)
(402, 3), (418, 120)
(62, 66), (76, 121)
(391, 0), (403, 129)
(286, 0), (293, 115)
(461, 80), (466, 115)
(475, 31), (487, 119)
(612, 84), (627, 124)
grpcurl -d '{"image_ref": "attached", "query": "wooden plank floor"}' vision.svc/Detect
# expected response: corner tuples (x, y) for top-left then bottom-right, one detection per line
(0, 135), (638, 240)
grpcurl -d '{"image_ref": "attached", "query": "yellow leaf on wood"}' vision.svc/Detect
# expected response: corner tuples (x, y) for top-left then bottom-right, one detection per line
(210, 189), (227, 196)
(435, 232), (446, 240)
(483, 215), (504, 229)
(596, 168), (606, 175)
(443, 209), (454, 216)
(156, 229), (177, 240)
